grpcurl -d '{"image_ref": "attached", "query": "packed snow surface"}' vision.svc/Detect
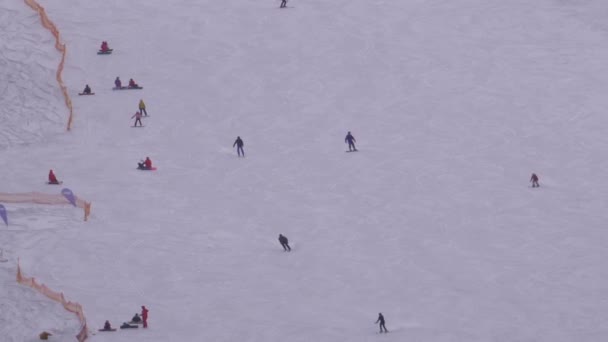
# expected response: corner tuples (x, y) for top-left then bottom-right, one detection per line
(1, 0), (608, 341)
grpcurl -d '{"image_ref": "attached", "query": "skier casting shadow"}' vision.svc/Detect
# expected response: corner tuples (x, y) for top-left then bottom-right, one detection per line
(375, 313), (388, 333)
(278, 234), (291, 251)
(345, 131), (357, 151)
(233, 136), (245, 157)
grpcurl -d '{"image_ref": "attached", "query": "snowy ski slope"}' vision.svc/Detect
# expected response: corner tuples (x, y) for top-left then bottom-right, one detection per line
(2, 0), (608, 341)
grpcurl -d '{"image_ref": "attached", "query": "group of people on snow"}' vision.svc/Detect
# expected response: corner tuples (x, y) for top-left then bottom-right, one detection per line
(114, 76), (140, 89)
(100, 306), (149, 332)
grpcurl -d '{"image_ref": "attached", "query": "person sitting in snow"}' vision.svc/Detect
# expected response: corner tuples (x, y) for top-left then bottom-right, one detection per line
(100, 41), (110, 52)
(83, 84), (92, 94)
(48, 169), (59, 184)
(102, 320), (112, 331)
(128, 78), (139, 88)
(131, 313), (142, 323)
(115, 77), (122, 89)
(138, 157), (152, 170)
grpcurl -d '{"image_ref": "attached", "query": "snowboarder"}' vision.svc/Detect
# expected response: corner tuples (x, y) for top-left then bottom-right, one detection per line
(120, 322), (137, 329)
(530, 173), (539, 188)
(141, 305), (149, 328)
(278, 234), (291, 251)
(131, 313), (142, 323)
(102, 320), (113, 331)
(138, 157), (152, 170)
(100, 41), (110, 52)
(139, 99), (147, 116)
(115, 77), (122, 89)
(82, 84), (92, 94)
(233, 136), (245, 157)
(280, 0), (287, 8)
(128, 78), (139, 88)
(345, 131), (357, 151)
(132, 111), (143, 127)
(48, 169), (59, 184)
(375, 313), (388, 333)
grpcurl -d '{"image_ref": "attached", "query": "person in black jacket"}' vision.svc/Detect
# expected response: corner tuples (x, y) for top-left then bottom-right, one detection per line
(530, 173), (539, 187)
(278, 234), (291, 251)
(345, 131), (357, 152)
(233, 136), (245, 157)
(375, 313), (388, 333)
(280, 0), (287, 8)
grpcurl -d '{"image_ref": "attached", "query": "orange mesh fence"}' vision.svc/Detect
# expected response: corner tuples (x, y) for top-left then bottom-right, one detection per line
(24, 0), (74, 131)
(0, 192), (91, 221)
(17, 262), (89, 342)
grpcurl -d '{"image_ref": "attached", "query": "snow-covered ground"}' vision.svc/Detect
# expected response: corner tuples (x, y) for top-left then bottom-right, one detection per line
(2, 0), (608, 341)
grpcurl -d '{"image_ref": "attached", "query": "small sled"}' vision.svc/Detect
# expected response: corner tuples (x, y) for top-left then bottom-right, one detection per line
(98, 329), (116, 332)
(137, 167), (157, 171)
(47, 181), (63, 185)
(120, 324), (138, 329)
(78, 92), (95, 96)
(97, 49), (113, 55)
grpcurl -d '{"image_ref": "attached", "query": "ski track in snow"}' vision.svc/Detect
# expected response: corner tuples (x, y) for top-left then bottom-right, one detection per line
(2, 0), (608, 341)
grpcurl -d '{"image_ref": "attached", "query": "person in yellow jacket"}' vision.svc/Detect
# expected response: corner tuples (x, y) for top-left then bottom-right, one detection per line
(139, 99), (148, 116)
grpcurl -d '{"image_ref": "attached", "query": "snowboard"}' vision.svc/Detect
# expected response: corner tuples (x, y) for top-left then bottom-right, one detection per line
(97, 49), (113, 55)
(98, 329), (116, 332)
(113, 86), (143, 90)
(137, 167), (157, 171)
(78, 93), (95, 96)
(47, 181), (63, 185)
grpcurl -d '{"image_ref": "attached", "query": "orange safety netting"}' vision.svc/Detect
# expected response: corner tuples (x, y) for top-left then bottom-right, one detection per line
(0, 192), (91, 221)
(17, 262), (88, 342)
(23, 0), (74, 131)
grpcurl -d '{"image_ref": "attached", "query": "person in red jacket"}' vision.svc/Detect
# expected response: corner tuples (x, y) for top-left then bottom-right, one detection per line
(138, 157), (152, 170)
(141, 306), (149, 328)
(48, 170), (59, 184)
(128, 78), (139, 88)
(100, 41), (109, 52)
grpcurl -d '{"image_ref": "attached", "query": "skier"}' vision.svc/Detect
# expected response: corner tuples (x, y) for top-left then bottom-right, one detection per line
(100, 41), (110, 52)
(141, 305), (149, 328)
(138, 157), (152, 170)
(131, 111), (143, 127)
(139, 99), (147, 116)
(375, 313), (388, 333)
(48, 169), (59, 184)
(128, 78), (139, 88)
(115, 77), (122, 89)
(278, 234), (291, 251)
(82, 84), (92, 94)
(102, 320), (112, 331)
(530, 173), (539, 188)
(345, 131), (357, 152)
(280, 0), (287, 8)
(131, 313), (142, 323)
(233, 136), (245, 157)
